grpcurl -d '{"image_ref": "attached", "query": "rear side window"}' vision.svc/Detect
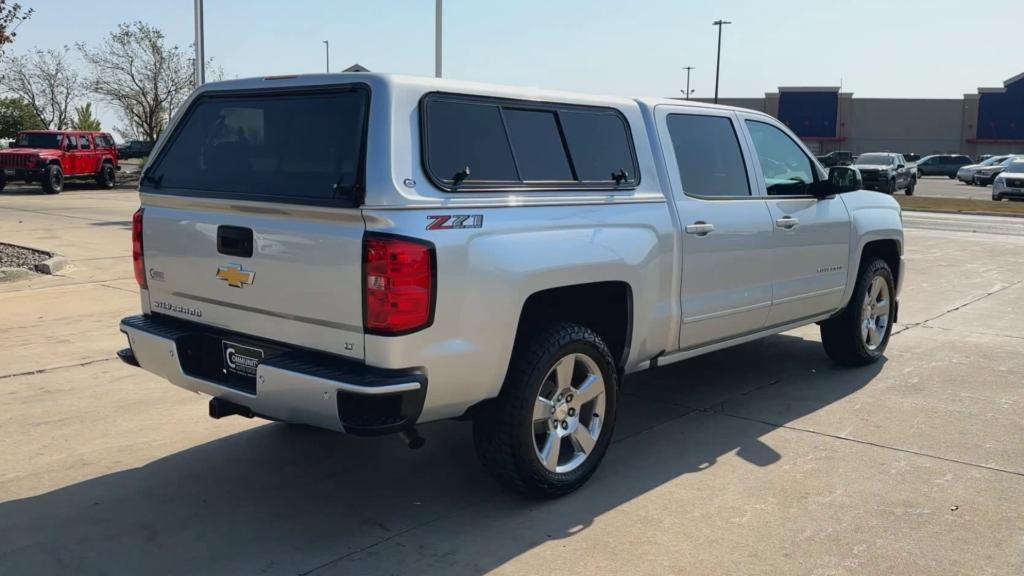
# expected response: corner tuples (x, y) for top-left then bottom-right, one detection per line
(666, 114), (749, 197)
(145, 86), (369, 206)
(422, 93), (639, 191)
(80, 135), (92, 150)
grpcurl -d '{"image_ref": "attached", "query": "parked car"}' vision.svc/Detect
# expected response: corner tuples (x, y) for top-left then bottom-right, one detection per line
(973, 156), (1017, 186)
(117, 140), (155, 159)
(0, 130), (119, 194)
(851, 152), (916, 195)
(992, 157), (1024, 201)
(957, 154), (1014, 184)
(915, 154), (973, 178)
(817, 150), (854, 167)
(118, 73), (904, 497)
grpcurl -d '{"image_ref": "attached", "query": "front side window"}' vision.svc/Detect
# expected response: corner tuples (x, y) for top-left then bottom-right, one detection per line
(145, 87), (369, 204)
(745, 120), (817, 196)
(422, 94), (639, 190)
(666, 114), (749, 197)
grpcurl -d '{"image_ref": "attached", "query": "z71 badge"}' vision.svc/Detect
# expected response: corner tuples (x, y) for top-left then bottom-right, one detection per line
(426, 214), (483, 231)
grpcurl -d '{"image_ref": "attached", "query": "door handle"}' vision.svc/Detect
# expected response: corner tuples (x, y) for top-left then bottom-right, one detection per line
(684, 222), (715, 236)
(775, 216), (799, 230)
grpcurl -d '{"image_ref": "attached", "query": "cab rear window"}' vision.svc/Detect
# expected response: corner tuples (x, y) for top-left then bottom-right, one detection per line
(421, 93), (639, 191)
(144, 85), (369, 206)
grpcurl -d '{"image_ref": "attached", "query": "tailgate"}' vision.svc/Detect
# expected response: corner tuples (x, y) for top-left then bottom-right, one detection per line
(142, 201), (366, 359)
(136, 83), (370, 359)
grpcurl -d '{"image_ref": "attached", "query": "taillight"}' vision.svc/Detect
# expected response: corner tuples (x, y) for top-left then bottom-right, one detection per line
(364, 234), (434, 335)
(132, 208), (146, 289)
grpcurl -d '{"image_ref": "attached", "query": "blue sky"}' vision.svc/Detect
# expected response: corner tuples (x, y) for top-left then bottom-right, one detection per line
(10, 0), (1024, 134)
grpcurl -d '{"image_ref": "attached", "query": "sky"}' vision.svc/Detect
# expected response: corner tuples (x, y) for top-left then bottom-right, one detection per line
(8, 0), (1024, 137)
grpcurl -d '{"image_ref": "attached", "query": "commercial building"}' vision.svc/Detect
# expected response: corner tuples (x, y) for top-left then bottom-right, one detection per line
(698, 72), (1024, 158)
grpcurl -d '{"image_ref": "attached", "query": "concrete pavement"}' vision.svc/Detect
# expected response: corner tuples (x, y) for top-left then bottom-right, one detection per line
(1, 187), (1023, 575)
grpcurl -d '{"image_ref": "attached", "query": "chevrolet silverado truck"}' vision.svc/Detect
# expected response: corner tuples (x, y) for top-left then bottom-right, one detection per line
(0, 130), (119, 194)
(118, 74), (904, 497)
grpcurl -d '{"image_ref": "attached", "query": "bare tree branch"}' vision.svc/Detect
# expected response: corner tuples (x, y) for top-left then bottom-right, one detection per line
(0, 47), (79, 129)
(78, 21), (193, 141)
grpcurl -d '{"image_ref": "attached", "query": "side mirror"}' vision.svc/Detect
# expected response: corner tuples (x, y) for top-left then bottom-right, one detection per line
(827, 166), (861, 194)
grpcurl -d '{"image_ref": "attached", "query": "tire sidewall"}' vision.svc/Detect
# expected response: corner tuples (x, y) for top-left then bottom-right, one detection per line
(850, 261), (896, 361)
(100, 164), (115, 188)
(510, 338), (618, 490)
(43, 165), (63, 194)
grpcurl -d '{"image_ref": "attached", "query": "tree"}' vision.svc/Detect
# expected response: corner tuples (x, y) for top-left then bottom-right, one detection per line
(78, 22), (193, 141)
(71, 102), (101, 131)
(0, 96), (43, 139)
(0, 1), (33, 62)
(0, 47), (79, 129)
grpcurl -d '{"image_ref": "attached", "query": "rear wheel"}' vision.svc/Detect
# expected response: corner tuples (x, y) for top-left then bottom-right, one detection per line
(40, 164), (63, 194)
(947, 174), (956, 179)
(473, 322), (618, 498)
(95, 163), (116, 189)
(820, 258), (895, 366)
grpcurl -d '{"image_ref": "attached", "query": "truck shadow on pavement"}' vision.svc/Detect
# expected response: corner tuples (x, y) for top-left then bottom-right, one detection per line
(0, 332), (883, 575)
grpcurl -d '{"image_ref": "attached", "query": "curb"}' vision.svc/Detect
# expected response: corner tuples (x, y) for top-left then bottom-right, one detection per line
(0, 242), (67, 279)
(35, 254), (67, 274)
(0, 267), (36, 282)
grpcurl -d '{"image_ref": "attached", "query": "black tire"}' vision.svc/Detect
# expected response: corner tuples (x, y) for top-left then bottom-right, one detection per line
(473, 322), (619, 498)
(820, 258), (895, 367)
(886, 178), (896, 195)
(40, 164), (63, 194)
(947, 175), (956, 179)
(95, 163), (116, 189)
(905, 178), (915, 196)
(0, 171), (5, 192)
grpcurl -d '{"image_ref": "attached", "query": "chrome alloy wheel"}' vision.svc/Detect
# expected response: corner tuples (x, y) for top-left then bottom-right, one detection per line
(532, 353), (606, 474)
(861, 275), (891, 351)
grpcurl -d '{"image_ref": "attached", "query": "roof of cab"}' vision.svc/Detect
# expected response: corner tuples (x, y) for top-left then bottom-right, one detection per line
(195, 72), (773, 118)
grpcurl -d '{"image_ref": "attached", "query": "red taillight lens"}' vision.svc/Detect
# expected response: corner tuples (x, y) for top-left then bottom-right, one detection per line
(364, 235), (434, 334)
(132, 208), (146, 289)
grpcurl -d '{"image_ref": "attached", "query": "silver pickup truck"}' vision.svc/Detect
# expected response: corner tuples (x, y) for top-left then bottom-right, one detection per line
(119, 73), (903, 497)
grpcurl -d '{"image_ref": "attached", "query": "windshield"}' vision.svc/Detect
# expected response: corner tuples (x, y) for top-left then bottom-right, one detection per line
(856, 154), (893, 165)
(979, 156), (1007, 166)
(1003, 160), (1024, 173)
(13, 133), (63, 149)
(146, 87), (368, 204)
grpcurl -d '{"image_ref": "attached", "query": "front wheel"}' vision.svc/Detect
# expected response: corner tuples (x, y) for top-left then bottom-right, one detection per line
(40, 164), (63, 194)
(905, 178), (915, 195)
(820, 258), (895, 366)
(886, 178), (896, 195)
(473, 323), (618, 498)
(0, 171), (6, 192)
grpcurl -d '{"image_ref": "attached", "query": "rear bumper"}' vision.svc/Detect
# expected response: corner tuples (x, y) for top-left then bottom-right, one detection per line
(119, 314), (426, 435)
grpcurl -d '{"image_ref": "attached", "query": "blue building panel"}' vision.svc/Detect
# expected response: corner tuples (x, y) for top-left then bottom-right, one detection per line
(977, 76), (1024, 141)
(778, 91), (838, 139)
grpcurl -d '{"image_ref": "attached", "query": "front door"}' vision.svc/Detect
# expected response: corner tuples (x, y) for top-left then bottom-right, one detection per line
(738, 115), (851, 326)
(63, 134), (80, 175)
(657, 106), (775, 350)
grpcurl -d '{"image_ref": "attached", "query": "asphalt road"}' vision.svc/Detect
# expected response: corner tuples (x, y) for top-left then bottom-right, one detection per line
(1, 188), (1023, 575)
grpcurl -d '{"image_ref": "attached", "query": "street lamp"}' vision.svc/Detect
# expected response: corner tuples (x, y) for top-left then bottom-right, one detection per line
(712, 20), (731, 104)
(194, 0), (205, 87)
(435, 0), (443, 77)
(682, 66), (695, 99)
(323, 40), (330, 73)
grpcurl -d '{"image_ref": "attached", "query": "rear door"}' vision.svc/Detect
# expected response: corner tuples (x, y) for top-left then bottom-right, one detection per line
(656, 105), (775, 350)
(139, 85), (371, 359)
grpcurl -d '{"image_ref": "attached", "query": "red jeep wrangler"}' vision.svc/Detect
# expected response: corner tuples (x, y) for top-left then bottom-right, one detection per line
(0, 130), (119, 194)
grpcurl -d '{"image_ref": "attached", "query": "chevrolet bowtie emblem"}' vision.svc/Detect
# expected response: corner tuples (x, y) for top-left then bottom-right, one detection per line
(216, 264), (255, 288)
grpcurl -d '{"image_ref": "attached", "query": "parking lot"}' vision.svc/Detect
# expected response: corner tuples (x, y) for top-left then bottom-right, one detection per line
(913, 176), (999, 200)
(2, 184), (1023, 574)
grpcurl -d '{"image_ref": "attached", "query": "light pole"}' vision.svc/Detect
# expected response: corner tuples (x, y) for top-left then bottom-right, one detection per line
(323, 40), (330, 73)
(712, 20), (731, 104)
(435, 0), (443, 77)
(683, 66), (695, 99)
(194, 0), (205, 87)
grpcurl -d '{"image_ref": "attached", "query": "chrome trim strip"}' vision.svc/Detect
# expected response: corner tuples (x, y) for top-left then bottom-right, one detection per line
(171, 291), (363, 333)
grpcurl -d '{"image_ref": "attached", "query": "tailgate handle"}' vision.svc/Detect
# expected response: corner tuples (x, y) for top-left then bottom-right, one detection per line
(217, 226), (254, 258)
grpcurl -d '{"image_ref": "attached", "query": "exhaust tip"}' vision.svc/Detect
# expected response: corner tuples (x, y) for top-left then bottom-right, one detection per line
(399, 427), (425, 449)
